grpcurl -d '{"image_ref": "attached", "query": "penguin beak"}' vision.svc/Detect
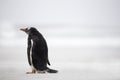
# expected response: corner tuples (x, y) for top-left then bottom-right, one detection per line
(20, 28), (26, 32)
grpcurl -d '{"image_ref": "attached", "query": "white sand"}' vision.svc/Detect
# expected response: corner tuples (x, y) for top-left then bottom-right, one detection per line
(0, 62), (120, 80)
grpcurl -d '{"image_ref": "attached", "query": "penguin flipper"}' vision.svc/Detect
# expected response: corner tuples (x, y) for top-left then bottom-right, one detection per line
(47, 59), (51, 65)
(27, 36), (32, 65)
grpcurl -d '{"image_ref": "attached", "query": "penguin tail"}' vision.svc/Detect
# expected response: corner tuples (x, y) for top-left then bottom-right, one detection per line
(46, 67), (58, 73)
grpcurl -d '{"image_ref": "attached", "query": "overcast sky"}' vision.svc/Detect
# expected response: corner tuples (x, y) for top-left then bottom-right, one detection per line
(0, 0), (120, 26)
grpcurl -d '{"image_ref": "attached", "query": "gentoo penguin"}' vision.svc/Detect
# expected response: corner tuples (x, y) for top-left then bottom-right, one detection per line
(20, 27), (58, 74)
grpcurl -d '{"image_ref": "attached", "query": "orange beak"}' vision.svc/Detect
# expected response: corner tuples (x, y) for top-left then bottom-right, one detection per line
(20, 28), (26, 32)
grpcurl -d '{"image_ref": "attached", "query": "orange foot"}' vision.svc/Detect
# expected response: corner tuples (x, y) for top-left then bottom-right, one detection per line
(26, 72), (35, 74)
(38, 71), (46, 74)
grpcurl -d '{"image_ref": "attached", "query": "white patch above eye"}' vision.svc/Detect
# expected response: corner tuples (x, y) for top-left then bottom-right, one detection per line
(27, 27), (31, 30)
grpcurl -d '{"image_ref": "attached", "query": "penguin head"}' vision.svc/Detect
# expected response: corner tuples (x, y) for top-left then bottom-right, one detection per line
(20, 27), (38, 35)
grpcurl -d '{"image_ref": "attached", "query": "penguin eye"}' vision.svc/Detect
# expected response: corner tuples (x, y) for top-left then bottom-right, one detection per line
(26, 28), (30, 31)
(26, 28), (28, 31)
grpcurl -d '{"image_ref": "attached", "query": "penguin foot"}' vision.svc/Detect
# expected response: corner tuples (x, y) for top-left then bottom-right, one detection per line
(26, 72), (35, 74)
(26, 69), (36, 74)
(37, 71), (46, 74)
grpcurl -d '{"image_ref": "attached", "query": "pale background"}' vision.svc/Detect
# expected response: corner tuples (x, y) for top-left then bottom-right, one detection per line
(0, 0), (120, 80)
